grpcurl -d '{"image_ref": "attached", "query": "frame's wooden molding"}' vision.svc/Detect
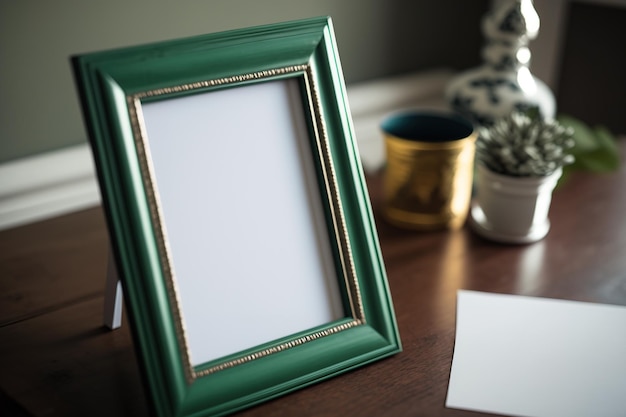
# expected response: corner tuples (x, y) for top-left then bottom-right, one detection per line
(72, 17), (401, 417)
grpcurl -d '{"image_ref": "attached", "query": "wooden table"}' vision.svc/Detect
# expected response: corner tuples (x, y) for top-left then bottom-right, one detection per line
(2, 142), (625, 417)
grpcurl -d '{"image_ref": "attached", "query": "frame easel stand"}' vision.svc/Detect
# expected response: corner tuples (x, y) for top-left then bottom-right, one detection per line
(103, 251), (123, 330)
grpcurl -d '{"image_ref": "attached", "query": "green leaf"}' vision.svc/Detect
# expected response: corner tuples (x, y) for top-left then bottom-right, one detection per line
(557, 114), (597, 154)
(556, 115), (620, 173)
(593, 125), (620, 169)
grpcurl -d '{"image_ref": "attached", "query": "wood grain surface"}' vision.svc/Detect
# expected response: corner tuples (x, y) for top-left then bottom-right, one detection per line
(1, 141), (624, 417)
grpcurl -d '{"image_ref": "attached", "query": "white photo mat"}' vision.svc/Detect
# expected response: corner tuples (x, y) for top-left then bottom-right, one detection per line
(141, 78), (344, 366)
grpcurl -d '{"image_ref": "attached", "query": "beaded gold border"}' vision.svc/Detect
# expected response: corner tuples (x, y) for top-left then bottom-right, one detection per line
(127, 65), (364, 382)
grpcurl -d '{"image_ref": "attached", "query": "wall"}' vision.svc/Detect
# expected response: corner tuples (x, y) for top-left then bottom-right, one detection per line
(530, 0), (626, 134)
(556, 2), (626, 134)
(0, 0), (488, 163)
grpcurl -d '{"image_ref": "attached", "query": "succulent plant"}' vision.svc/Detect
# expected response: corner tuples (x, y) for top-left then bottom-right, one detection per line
(476, 111), (576, 177)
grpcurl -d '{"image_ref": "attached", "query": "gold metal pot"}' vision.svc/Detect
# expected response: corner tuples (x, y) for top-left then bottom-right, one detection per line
(382, 111), (476, 230)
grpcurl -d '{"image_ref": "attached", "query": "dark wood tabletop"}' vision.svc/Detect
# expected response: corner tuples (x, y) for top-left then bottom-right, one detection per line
(1, 141), (625, 417)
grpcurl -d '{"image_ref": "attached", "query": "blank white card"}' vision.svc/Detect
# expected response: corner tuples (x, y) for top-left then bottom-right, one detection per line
(446, 290), (626, 417)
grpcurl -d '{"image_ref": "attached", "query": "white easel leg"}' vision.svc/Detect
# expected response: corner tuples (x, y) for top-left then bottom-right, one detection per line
(103, 251), (123, 330)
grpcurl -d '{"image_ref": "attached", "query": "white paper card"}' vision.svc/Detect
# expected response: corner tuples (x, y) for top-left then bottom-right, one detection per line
(446, 290), (626, 417)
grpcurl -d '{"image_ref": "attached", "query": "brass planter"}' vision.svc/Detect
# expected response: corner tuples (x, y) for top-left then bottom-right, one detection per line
(382, 111), (476, 230)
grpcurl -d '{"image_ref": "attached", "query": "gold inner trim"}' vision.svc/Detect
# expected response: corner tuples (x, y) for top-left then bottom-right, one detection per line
(194, 319), (361, 377)
(134, 66), (310, 99)
(128, 96), (195, 384)
(128, 64), (365, 382)
(302, 68), (366, 322)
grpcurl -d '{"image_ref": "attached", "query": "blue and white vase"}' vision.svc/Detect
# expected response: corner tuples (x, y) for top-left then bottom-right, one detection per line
(446, 0), (555, 126)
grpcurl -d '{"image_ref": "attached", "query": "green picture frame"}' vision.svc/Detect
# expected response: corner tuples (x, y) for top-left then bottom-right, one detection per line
(72, 17), (400, 417)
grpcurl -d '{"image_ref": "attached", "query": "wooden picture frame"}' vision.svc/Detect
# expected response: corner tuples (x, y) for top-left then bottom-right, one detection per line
(72, 17), (400, 417)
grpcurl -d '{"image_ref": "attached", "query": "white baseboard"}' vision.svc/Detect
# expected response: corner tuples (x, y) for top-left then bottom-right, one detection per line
(0, 68), (452, 231)
(0, 145), (101, 230)
(347, 68), (453, 172)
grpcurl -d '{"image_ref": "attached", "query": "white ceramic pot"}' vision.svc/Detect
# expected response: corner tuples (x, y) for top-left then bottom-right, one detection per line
(470, 164), (562, 243)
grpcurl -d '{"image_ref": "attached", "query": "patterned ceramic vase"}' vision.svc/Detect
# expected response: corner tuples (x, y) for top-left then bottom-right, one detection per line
(446, 0), (555, 126)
